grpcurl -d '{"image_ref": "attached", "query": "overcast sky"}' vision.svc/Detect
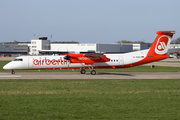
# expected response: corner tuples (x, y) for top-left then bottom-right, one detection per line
(0, 0), (180, 43)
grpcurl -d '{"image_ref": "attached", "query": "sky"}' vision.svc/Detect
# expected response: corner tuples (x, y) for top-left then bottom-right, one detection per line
(0, 0), (180, 43)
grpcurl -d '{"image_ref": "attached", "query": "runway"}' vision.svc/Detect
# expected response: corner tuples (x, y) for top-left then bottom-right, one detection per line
(0, 72), (180, 79)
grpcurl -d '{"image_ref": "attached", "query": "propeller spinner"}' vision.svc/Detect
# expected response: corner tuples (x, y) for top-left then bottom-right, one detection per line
(64, 54), (70, 60)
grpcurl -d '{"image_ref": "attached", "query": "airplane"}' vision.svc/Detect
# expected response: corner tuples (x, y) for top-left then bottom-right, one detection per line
(3, 31), (175, 75)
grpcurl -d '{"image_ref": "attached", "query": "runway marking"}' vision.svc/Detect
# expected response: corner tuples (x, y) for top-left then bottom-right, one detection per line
(0, 76), (21, 77)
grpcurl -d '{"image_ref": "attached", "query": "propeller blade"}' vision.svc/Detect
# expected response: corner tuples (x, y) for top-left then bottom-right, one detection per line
(64, 50), (70, 60)
(64, 54), (70, 60)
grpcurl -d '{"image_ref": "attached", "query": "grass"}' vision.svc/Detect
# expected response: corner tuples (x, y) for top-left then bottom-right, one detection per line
(1, 60), (180, 73)
(0, 79), (180, 119)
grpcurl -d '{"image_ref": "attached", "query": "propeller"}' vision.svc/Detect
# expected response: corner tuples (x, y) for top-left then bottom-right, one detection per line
(64, 54), (70, 60)
(64, 50), (70, 60)
(64, 50), (70, 68)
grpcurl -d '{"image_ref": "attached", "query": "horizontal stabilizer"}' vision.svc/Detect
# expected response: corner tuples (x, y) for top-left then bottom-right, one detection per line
(84, 53), (104, 57)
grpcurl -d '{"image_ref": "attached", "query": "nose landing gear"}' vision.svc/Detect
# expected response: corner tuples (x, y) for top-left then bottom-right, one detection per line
(11, 70), (15, 74)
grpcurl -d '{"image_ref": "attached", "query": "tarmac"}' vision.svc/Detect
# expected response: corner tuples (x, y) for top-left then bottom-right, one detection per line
(0, 72), (180, 79)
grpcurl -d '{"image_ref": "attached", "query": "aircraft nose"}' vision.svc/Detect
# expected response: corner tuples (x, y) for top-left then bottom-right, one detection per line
(3, 64), (11, 70)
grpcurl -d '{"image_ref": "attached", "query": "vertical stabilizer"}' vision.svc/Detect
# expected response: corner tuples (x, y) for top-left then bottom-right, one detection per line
(147, 31), (175, 57)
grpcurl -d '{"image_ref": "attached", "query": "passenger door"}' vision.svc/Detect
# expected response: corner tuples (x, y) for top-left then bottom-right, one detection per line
(119, 56), (123, 66)
(28, 57), (34, 68)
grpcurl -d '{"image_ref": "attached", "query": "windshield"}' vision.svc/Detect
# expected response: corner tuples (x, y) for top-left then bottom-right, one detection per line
(13, 58), (23, 61)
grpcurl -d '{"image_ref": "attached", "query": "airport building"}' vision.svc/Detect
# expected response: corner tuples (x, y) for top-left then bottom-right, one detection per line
(30, 37), (50, 55)
(167, 44), (180, 58)
(0, 44), (28, 56)
(30, 40), (134, 55)
(168, 44), (180, 54)
(133, 44), (149, 51)
(27, 38), (147, 55)
(169, 44), (180, 53)
(0, 37), (148, 56)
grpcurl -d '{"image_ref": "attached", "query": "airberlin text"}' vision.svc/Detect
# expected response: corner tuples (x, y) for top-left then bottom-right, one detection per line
(78, 56), (101, 61)
(33, 57), (68, 65)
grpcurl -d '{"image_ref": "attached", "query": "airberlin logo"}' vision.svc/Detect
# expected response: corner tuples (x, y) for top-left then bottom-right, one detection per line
(157, 42), (166, 50)
(155, 35), (171, 55)
(78, 56), (101, 61)
(33, 57), (68, 65)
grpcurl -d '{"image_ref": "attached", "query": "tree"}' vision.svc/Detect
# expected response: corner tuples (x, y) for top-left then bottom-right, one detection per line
(117, 40), (134, 44)
(13, 40), (18, 44)
(171, 37), (180, 44)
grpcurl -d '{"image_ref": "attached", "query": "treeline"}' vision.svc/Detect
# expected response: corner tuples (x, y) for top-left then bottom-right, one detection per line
(117, 36), (180, 47)
(51, 41), (79, 44)
(0, 40), (79, 44)
(171, 37), (180, 44)
(0, 40), (30, 44)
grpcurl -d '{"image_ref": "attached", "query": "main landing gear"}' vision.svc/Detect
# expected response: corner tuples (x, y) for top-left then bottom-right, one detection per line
(11, 70), (15, 74)
(80, 69), (86, 74)
(90, 70), (96, 75)
(80, 65), (96, 75)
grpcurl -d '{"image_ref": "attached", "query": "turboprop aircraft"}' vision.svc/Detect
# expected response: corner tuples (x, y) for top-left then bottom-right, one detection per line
(3, 31), (175, 75)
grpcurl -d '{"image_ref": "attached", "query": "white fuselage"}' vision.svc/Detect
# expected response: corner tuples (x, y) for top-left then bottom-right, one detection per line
(3, 49), (149, 70)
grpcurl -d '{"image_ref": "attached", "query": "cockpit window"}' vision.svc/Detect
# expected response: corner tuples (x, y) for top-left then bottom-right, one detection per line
(13, 59), (18, 61)
(13, 58), (23, 61)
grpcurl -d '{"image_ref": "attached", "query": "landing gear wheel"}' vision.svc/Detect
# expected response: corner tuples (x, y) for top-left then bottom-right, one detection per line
(80, 69), (86, 74)
(91, 70), (96, 75)
(11, 70), (15, 74)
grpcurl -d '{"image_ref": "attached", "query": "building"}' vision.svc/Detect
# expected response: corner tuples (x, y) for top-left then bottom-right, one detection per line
(0, 37), (149, 56)
(132, 44), (148, 51)
(38, 43), (133, 55)
(168, 44), (180, 58)
(30, 37), (50, 55)
(168, 44), (180, 53)
(0, 44), (28, 56)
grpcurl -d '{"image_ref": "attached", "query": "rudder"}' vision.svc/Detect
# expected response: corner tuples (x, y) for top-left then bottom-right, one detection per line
(147, 31), (175, 57)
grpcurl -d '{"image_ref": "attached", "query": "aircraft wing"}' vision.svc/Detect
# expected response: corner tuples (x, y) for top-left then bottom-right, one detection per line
(64, 53), (110, 65)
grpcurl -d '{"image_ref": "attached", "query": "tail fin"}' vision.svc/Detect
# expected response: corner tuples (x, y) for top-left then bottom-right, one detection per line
(147, 31), (175, 57)
(125, 31), (176, 67)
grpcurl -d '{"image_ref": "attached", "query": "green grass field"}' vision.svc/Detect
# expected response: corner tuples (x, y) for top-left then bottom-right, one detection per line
(0, 79), (180, 119)
(1, 61), (180, 119)
(1, 60), (180, 73)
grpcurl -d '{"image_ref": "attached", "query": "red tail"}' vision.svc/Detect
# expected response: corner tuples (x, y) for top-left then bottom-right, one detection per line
(147, 31), (175, 57)
(122, 31), (176, 67)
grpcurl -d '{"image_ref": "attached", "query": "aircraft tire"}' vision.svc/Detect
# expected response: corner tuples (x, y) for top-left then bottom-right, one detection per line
(80, 69), (86, 74)
(11, 70), (15, 74)
(91, 70), (96, 75)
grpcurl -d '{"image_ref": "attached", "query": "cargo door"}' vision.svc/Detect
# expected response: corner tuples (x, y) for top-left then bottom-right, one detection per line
(119, 56), (123, 66)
